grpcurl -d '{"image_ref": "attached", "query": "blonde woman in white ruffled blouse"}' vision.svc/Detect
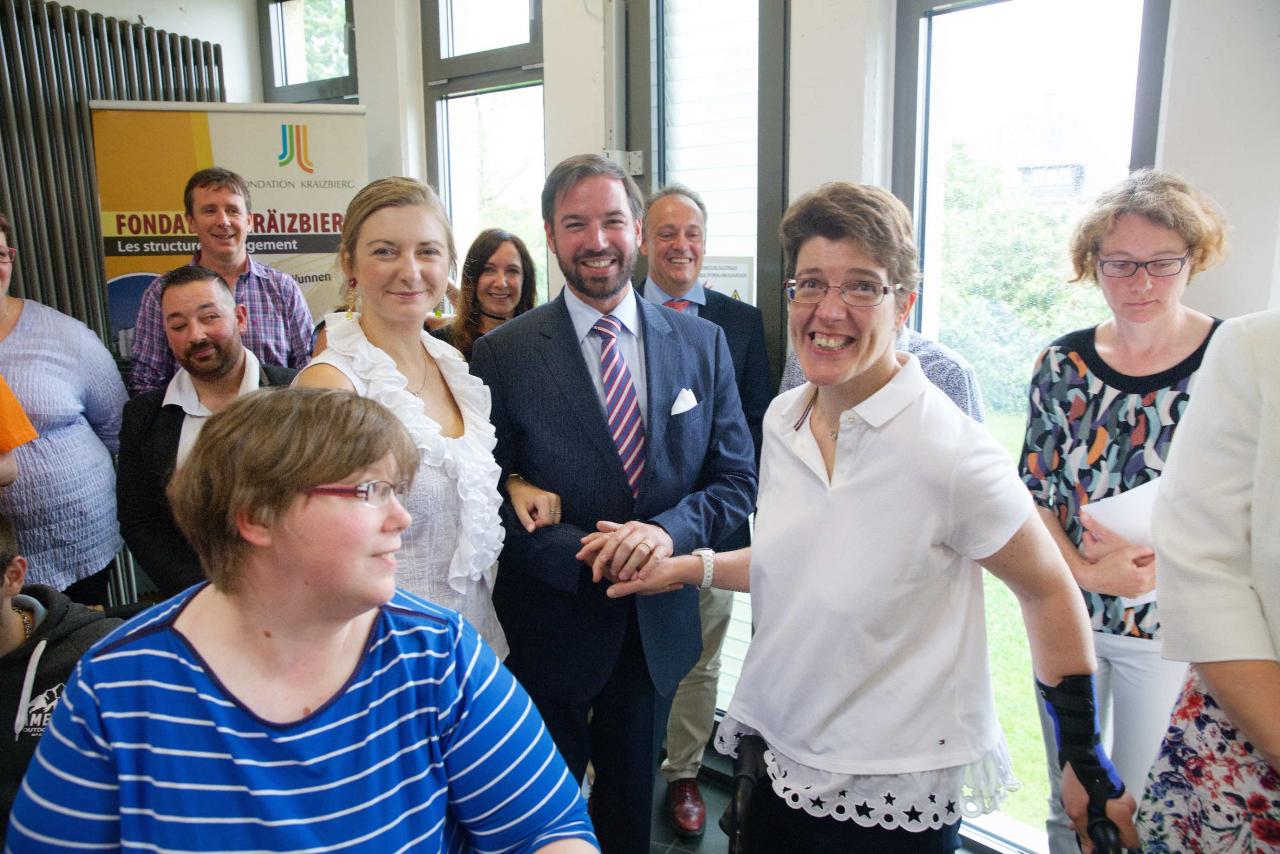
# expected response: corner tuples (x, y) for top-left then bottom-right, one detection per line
(296, 178), (556, 658)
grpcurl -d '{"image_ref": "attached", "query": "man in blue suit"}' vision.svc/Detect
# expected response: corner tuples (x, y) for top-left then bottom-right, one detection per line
(637, 184), (771, 839)
(470, 155), (756, 854)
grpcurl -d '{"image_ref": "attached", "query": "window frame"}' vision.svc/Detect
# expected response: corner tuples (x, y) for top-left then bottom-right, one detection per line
(420, 0), (544, 217)
(891, 0), (1171, 223)
(258, 0), (359, 104)
(624, 0), (788, 388)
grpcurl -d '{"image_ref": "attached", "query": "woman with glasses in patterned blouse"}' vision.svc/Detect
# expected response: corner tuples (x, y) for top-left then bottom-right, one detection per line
(1019, 169), (1228, 854)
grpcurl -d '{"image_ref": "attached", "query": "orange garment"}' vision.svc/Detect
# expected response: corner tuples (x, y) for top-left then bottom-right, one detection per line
(0, 373), (37, 452)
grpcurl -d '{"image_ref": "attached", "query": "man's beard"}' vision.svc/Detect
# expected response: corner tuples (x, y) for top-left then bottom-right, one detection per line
(558, 249), (636, 302)
(178, 340), (240, 382)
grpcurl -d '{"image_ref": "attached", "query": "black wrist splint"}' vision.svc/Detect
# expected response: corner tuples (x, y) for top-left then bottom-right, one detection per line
(1037, 674), (1125, 810)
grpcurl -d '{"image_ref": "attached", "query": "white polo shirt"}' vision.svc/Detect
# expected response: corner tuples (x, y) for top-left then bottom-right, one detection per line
(719, 353), (1031, 823)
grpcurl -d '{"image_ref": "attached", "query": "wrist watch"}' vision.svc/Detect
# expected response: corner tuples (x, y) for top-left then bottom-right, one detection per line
(692, 548), (715, 589)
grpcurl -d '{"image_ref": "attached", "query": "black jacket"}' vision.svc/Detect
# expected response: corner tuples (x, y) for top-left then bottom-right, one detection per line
(116, 364), (297, 597)
(1, 585), (118, 843)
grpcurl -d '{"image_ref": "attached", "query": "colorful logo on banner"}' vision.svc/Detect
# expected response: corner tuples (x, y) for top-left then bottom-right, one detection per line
(278, 123), (314, 173)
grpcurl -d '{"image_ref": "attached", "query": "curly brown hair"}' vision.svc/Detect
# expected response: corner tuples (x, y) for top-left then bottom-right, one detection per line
(1068, 169), (1228, 284)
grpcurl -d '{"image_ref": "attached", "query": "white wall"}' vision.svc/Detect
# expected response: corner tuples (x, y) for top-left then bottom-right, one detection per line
(1157, 0), (1280, 315)
(72, 0), (260, 103)
(788, 0), (895, 196)
(353, 0), (426, 180)
(536, 0), (609, 294)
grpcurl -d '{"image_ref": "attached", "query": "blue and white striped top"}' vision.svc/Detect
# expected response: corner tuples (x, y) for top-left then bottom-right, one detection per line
(6, 588), (597, 853)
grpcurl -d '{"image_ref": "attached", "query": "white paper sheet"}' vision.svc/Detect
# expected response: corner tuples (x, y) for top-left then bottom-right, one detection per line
(1080, 479), (1160, 608)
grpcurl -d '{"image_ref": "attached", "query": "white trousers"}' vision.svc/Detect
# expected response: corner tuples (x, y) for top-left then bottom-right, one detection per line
(1037, 631), (1187, 854)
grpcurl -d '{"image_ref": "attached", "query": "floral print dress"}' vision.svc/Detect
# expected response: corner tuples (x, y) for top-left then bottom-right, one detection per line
(1138, 669), (1280, 852)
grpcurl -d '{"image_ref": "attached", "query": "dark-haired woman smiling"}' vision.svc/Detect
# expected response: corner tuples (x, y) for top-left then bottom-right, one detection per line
(433, 228), (537, 359)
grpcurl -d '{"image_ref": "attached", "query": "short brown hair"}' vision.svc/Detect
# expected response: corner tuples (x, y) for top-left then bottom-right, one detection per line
(0, 211), (12, 248)
(0, 512), (18, 569)
(541, 154), (644, 226)
(338, 177), (456, 279)
(780, 182), (919, 306)
(168, 388), (418, 593)
(452, 229), (537, 359)
(1069, 169), (1228, 283)
(183, 167), (252, 216)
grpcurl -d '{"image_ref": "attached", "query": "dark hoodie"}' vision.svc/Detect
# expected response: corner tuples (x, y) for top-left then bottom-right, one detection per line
(1, 584), (118, 841)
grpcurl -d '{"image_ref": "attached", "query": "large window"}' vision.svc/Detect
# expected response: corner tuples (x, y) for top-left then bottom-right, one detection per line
(259, 0), (357, 103)
(895, 0), (1168, 846)
(422, 1), (546, 304)
(662, 0), (759, 305)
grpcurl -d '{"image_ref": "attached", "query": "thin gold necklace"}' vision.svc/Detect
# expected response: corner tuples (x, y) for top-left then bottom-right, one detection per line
(410, 358), (430, 397)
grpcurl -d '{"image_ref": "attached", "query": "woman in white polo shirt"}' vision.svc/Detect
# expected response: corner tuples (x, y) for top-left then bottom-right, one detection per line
(605, 182), (1138, 853)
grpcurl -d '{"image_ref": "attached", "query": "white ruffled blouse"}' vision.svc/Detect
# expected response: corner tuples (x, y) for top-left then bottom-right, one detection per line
(308, 313), (507, 657)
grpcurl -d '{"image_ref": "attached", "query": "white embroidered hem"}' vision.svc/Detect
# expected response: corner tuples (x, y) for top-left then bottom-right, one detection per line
(715, 718), (1019, 831)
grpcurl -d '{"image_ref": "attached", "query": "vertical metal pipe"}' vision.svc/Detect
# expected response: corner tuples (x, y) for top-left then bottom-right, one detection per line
(92, 14), (112, 98)
(116, 17), (135, 99)
(132, 24), (147, 100)
(144, 26), (159, 100)
(0, 0), (34, 301)
(54, 3), (106, 336)
(196, 39), (210, 100)
(157, 25), (172, 99)
(79, 11), (100, 98)
(35, 0), (79, 320)
(212, 42), (224, 101)
(106, 13), (124, 99)
(167, 32), (182, 99)
(180, 35), (195, 101)
(14, 0), (60, 309)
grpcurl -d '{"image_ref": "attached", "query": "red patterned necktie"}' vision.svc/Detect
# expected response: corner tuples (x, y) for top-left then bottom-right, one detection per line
(591, 315), (646, 496)
(664, 298), (692, 312)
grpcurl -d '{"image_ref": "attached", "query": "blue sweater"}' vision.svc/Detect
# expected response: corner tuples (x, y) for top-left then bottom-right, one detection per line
(7, 588), (597, 852)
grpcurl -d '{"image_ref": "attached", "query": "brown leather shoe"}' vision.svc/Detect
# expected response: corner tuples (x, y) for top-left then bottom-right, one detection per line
(665, 779), (707, 838)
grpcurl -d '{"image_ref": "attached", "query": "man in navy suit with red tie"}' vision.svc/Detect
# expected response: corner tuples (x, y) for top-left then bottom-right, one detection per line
(470, 155), (756, 854)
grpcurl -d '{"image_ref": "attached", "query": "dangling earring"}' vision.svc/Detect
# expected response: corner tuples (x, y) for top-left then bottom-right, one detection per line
(344, 279), (358, 319)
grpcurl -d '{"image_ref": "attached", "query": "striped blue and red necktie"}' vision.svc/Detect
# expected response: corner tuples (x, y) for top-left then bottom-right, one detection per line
(592, 315), (646, 496)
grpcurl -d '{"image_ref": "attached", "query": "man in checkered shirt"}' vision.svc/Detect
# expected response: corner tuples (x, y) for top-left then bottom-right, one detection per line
(127, 167), (312, 395)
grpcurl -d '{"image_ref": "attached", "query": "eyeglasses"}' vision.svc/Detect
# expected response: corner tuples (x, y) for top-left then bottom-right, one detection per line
(1097, 254), (1189, 279)
(305, 480), (410, 507)
(785, 278), (901, 308)
(0, 247), (16, 266)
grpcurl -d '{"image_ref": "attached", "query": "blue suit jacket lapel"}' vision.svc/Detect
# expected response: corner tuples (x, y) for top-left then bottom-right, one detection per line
(639, 298), (678, 493)
(538, 296), (634, 490)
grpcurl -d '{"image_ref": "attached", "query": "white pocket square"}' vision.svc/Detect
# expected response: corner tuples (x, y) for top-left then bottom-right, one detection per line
(671, 388), (698, 415)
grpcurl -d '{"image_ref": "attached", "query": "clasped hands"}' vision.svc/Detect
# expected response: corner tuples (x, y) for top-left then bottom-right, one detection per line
(504, 478), (689, 593)
(1078, 513), (1156, 600)
(577, 520), (680, 589)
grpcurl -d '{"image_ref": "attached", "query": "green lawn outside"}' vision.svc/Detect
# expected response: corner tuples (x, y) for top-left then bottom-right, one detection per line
(983, 406), (1049, 832)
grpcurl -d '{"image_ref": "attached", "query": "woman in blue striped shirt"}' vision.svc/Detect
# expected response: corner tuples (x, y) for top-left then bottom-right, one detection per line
(8, 387), (597, 853)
